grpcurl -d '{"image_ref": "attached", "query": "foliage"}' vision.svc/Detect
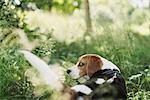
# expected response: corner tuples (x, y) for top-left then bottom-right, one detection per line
(0, 0), (150, 99)
(128, 90), (150, 100)
(0, 0), (19, 28)
(32, 38), (55, 58)
(128, 67), (150, 100)
(0, 45), (34, 99)
(22, 0), (81, 13)
(0, 30), (19, 47)
(53, 0), (81, 13)
(0, 4), (27, 98)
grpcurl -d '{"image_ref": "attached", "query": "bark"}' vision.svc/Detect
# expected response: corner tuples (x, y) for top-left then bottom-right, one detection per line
(84, 0), (92, 33)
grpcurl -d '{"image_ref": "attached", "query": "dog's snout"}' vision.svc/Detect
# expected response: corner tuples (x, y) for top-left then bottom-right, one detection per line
(67, 70), (71, 74)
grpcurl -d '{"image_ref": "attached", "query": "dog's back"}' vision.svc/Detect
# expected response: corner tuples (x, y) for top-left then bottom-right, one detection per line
(76, 69), (127, 99)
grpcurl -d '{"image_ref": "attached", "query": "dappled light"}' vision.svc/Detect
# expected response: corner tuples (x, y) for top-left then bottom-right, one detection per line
(0, 0), (150, 99)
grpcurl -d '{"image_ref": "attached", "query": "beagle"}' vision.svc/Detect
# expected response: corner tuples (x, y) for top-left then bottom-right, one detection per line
(20, 51), (127, 100)
(67, 54), (127, 99)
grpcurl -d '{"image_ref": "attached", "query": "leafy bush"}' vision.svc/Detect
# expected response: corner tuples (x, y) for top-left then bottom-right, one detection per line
(0, 0), (19, 28)
(0, 45), (34, 99)
(0, 1), (32, 98)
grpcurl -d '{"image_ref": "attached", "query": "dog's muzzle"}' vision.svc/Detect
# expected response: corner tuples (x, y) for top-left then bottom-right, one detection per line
(67, 66), (80, 79)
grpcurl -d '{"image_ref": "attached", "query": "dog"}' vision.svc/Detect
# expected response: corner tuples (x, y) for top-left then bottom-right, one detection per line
(20, 51), (127, 100)
(67, 54), (127, 100)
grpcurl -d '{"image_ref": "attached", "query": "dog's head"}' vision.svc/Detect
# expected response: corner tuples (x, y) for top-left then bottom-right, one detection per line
(67, 54), (103, 79)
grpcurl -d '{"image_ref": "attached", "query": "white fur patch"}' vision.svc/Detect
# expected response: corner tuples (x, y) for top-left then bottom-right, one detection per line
(95, 78), (106, 84)
(106, 78), (114, 83)
(100, 57), (120, 72)
(107, 73), (117, 83)
(95, 73), (117, 84)
(71, 85), (92, 95)
(68, 66), (80, 79)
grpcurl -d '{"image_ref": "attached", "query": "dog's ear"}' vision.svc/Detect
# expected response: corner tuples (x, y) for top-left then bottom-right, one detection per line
(86, 56), (103, 77)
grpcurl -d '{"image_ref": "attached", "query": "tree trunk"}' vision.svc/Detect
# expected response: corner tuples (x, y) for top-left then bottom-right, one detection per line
(84, 0), (92, 34)
(48, 0), (53, 12)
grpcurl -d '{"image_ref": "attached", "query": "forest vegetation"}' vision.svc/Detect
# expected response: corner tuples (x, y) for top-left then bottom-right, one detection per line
(0, 0), (150, 99)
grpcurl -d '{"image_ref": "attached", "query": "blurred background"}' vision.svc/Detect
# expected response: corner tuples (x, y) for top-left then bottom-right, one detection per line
(0, 0), (150, 99)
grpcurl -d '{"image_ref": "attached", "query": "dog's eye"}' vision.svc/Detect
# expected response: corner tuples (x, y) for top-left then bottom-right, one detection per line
(78, 62), (85, 67)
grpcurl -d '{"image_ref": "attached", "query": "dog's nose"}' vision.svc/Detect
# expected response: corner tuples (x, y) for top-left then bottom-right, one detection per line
(67, 70), (71, 74)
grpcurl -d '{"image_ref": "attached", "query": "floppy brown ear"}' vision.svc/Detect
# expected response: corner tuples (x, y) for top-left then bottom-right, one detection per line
(86, 56), (103, 77)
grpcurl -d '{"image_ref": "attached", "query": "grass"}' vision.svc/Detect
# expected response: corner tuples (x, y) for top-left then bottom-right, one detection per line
(0, 0), (150, 99)
(0, 27), (150, 100)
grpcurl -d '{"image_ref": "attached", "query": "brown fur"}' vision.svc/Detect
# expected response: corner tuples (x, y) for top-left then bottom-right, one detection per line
(63, 54), (104, 100)
(76, 54), (103, 77)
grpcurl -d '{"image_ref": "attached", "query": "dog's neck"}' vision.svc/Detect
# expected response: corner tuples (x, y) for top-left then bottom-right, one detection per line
(78, 69), (120, 83)
(90, 69), (120, 79)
